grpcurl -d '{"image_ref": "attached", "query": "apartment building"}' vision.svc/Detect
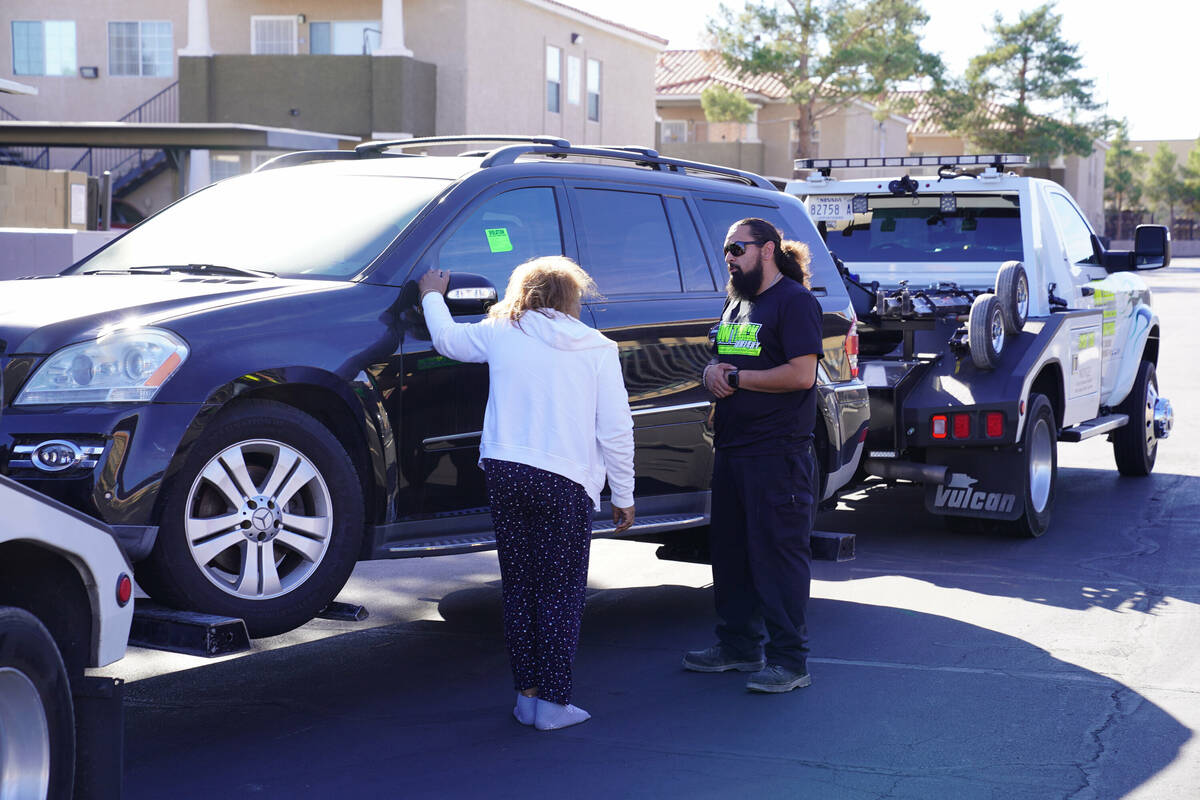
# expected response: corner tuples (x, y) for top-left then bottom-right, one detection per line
(1, 0), (665, 215)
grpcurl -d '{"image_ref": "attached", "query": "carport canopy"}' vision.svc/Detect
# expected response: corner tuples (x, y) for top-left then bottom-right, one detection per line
(0, 121), (361, 196)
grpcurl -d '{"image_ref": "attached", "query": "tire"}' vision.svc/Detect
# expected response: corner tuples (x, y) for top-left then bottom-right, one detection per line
(968, 293), (1005, 370)
(999, 393), (1057, 538)
(138, 400), (365, 637)
(1113, 360), (1159, 476)
(995, 260), (1029, 334)
(0, 606), (75, 800)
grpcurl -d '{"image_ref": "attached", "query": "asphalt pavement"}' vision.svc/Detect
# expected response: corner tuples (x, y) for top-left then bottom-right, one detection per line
(110, 259), (1200, 799)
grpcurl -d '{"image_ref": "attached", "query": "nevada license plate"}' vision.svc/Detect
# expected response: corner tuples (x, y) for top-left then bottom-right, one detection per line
(806, 196), (854, 221)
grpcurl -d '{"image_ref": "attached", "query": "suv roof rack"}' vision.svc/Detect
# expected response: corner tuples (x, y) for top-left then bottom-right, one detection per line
(254, 135), (777, 190)
(479, 142), (776, 189)
(797, 153), (1029, 176)
(355, 135), (572, 155)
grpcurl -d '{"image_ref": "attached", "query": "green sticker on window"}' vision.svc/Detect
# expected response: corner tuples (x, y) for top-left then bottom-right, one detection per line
(485, 228), (513, 253)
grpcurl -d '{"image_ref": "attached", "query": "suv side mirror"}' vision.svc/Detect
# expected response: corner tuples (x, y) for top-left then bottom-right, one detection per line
(1133, 224), (1170, 270)
(402, 271), (499, 316)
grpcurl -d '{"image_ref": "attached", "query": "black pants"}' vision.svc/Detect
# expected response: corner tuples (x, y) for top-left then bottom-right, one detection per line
(482, 458), (593, 705)
(709, 444), (816, 672)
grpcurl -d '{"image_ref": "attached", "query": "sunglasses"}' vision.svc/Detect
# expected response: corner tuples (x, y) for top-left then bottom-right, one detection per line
(723, 240), (765, 257)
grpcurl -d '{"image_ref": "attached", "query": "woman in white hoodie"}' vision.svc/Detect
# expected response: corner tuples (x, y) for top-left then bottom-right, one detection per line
(418, 256), (635, 731)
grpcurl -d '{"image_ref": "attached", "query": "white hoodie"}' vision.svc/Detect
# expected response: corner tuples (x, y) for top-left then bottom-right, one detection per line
(422, 293), (635, 510)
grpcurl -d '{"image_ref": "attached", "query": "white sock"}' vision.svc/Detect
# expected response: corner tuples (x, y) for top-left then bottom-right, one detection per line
(534, 699), (591, 731)
(514, 693), (536, 725)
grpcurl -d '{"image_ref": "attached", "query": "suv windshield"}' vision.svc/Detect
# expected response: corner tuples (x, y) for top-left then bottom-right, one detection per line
(822, 194), (1023, 263)
(70, 171), (448, 280)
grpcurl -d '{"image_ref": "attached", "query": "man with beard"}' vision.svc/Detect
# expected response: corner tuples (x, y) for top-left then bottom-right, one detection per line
(683, 217), (823, 693)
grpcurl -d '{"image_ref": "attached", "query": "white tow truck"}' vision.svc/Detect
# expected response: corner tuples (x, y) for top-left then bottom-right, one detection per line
(788, 154), (1175, 537)
(0, 473), (134, 795)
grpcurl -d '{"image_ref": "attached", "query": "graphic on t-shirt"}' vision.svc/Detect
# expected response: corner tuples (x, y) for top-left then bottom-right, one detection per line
(715, 321), (762, 356)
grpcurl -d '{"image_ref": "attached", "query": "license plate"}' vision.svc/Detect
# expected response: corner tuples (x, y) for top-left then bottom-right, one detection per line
(806, 196), (854, 221)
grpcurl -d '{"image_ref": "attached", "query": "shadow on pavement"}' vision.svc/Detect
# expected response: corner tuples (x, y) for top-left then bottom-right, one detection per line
(815, 466), (1200, 615)
(123, 582), (1190, 800)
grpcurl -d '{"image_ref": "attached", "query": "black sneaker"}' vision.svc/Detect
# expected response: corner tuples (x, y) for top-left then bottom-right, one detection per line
(682, 644), (766, 673)
(746, 663), (812, 693)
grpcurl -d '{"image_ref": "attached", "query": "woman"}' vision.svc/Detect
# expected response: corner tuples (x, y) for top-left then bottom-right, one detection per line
(417, 256), (635, 731)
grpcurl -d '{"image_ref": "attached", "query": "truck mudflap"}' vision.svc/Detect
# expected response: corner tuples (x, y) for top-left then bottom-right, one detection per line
(923, 448), (1025, 520)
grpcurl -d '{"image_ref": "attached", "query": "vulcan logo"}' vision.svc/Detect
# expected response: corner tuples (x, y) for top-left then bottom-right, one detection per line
(933, 473), (1016, 513)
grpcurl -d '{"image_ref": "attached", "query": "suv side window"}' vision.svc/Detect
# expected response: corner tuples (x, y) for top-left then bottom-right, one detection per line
(1048, 192), (1100, 266)
(664, 196), (716, 292)
(434, 187), (565, 289)
(572, 188), (681, 295)
(698, 199), (790, 254)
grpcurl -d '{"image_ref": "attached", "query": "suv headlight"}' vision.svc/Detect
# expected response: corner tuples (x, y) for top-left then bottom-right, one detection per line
(15, 328), (189, 405)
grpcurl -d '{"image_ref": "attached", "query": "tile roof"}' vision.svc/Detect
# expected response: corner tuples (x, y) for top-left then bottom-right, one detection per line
(883, 90), (1006, 136)
(656, 50), (790, 100)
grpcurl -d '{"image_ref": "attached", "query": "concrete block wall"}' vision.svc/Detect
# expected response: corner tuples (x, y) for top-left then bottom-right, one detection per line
(0, 166), (89, 231)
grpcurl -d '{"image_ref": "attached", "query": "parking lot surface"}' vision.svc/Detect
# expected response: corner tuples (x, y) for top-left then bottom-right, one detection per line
(112, 259), (1200, 799)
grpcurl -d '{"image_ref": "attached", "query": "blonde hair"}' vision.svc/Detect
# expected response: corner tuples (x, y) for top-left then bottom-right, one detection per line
(489, 256), (600, 325)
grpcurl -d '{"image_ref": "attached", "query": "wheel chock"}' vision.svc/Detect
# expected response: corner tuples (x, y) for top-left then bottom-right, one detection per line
(128, 602), (251, 657)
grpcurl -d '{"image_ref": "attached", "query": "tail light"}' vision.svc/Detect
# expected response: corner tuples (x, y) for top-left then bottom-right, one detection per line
(931, 415), (948, 439)
(985, 411), (1004, 438)
(845, 312), (859, 379)
(116, 573), (132, 607)
(953, 413), (971, 438)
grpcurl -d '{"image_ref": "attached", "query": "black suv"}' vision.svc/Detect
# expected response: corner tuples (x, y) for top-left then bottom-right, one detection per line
(0, 136), (867, 636)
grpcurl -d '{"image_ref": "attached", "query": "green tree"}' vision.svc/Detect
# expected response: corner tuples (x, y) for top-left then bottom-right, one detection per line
(707, 0), (942, 160)
(1144, 143), (1183, 226)
(937, 3), (1102, 161)
(1104, 121), (1145, 224)
(700, 84), (756, 124)
(1181, 138), (1200, 220)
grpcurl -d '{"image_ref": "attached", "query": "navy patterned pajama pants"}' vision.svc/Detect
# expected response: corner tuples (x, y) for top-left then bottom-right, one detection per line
(482, 458), (593, 705)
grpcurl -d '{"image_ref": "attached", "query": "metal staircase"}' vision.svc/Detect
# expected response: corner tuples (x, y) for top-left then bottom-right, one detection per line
(70, 82), (178, 194)
(0, 104), (48, 168)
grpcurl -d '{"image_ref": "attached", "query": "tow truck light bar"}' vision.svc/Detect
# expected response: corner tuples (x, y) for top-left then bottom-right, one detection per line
(797, 153), (1029, 172)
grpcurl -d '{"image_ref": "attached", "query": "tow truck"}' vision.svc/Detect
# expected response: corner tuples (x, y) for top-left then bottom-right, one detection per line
(0, 474), (134, 797)
(787, 154), (1174, 536)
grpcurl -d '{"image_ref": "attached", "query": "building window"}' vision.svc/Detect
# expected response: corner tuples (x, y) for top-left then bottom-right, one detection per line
(566, 55), (581, 105)
(587, 59), (600, 122)
(546, 45), (561, 113)
(12, 21), (76, 76)
(251, 16), (298, 55)
(310, 21), (381, 55)
(210, 154), (243, 183)
(661, 120), (687, 143)
(108, 21), (173, 77)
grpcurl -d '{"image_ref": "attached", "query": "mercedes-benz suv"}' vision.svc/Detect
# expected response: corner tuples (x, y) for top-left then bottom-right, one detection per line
(0, 136), (867, 636)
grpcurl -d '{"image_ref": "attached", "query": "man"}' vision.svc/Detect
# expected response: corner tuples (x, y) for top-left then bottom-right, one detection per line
(683, 217), (823, 693)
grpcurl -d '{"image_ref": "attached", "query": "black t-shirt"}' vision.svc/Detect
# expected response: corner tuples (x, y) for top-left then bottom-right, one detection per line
(711, 277), (823, 454)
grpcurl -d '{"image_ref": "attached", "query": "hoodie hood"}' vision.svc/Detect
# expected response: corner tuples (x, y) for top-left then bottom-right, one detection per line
(512, 308), (615, 352)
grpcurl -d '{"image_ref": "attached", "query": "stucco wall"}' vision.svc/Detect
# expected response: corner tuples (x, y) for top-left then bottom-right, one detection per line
(449, 0), (657, 145)
(179, 54), (436, 138)
(0, 0), (182, 123)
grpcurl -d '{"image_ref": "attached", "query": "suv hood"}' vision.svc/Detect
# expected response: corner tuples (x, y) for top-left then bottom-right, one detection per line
(0, 274), (343, 354)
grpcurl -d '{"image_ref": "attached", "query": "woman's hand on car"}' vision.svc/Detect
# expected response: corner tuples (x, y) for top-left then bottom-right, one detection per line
(418, 268), (450, 299)
(612, 504), (635, 533)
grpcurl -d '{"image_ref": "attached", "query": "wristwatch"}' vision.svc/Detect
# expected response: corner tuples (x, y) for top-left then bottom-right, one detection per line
(727, 369), (740, 389)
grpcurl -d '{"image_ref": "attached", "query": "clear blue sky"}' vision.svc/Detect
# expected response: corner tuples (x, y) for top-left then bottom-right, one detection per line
(569, 0), (1198, 142)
